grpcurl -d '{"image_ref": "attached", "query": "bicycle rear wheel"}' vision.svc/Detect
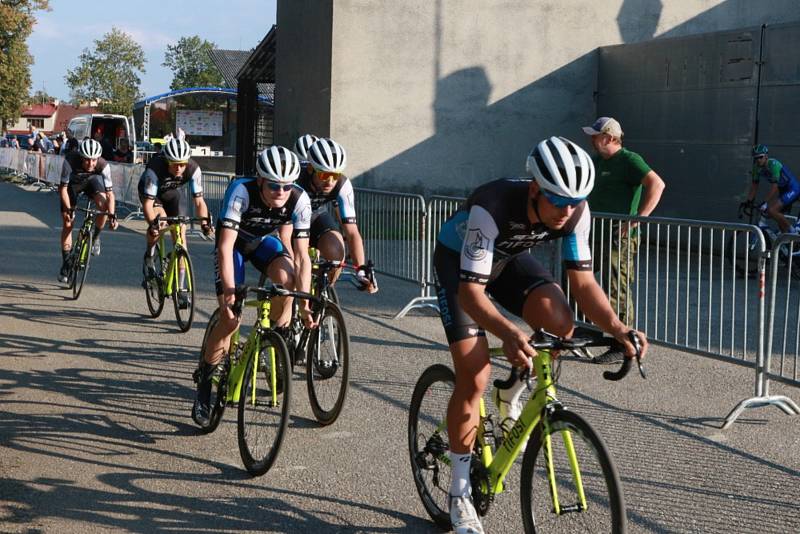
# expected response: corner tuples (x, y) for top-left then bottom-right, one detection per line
(72, 231), (93, 300)
(144, 245), (166, 317)
(727, 230), (766, 278)
(306, 301), (349, 425)
(198, 308), (228, 434)
(237, 330), (292, 476)
(408, 364), (455, 531)
(171, 248), (195, 332)
(520, 409), (626, 533)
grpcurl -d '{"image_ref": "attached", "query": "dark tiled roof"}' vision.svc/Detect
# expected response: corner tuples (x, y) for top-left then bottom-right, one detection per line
(208, 49), (274, 99)
(22, 103), (57, 117)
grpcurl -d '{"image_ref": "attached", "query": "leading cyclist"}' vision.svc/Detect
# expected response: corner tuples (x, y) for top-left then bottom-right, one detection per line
(433, 136), (649, 533)
(746, 144), (800, 234)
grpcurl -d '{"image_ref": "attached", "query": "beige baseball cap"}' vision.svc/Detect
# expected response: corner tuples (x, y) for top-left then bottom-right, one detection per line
(582, 117), (623, 138)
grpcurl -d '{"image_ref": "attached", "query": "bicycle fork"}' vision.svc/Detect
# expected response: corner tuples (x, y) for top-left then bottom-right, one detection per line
(541, 406), (587, 516)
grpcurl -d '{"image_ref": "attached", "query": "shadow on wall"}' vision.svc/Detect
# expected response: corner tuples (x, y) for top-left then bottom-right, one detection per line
(354, 0), (799, 199)
(356, 52), (597, 197)
(617, 0), (663, 42)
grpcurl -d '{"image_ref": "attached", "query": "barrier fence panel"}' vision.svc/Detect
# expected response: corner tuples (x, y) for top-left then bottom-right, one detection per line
(199, 171), (234, 222)
(353, 188), (427, 311)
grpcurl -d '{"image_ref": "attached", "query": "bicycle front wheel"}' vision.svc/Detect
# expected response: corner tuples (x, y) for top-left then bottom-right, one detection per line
(171, 248), (195, 332)
(306, 301), (350, 425)
(520, 409), (626, 533)
(237, 330), (292, 476)
(144, 244), (165, 317)
(408, 364), (455, 531)
(72, 231), (92, 300)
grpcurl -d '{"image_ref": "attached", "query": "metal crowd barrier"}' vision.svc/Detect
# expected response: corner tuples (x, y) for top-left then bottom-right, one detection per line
(353, 188), (427, 297)
(723, 233), (800, 426)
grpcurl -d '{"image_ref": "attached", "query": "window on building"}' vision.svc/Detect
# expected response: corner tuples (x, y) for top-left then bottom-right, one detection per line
(28, 118), (44, 128)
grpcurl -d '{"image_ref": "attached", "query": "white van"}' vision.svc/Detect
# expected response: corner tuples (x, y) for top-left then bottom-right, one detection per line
(66, 113), (137, 161)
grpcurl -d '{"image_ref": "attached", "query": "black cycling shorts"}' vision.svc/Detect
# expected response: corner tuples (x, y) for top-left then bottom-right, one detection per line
(61, 175), (106, 212)
(433, 243), (556, 344)
(138, 181), (185, 217)
(310, 211), (340, 247)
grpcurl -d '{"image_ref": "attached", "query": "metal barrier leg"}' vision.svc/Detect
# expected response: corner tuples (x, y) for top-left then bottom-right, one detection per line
(393, 296), (439, 319)
(722, 395), (800, 429)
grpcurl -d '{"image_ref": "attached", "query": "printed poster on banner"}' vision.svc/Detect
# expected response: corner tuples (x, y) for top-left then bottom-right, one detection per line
(176, 110), (223, 137)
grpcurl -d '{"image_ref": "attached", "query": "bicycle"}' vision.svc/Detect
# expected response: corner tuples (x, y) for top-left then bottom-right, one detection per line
(64, 201), (113, 300)
(279, 255), (377, 425)
(408, 329), (645, 533)
(142, 215), (211, 332)
(196, 282), (316, 476)
(728, 200), (800, 279)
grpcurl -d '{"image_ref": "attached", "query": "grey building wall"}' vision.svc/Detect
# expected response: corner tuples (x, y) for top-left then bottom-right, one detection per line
(274, 0), (333, 145)
(276, 0), (800, 199)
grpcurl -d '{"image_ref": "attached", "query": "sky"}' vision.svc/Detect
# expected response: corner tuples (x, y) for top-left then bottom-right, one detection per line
(26, 0), (277, 102)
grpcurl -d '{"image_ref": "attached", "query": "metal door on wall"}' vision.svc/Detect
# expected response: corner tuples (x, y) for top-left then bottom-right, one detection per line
(597, 22), (800, 223)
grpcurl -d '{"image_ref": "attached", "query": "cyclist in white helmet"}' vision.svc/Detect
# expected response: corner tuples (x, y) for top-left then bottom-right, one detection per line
(432, 136), (649, 534)
(295, 137), (377, 292)
(57, 138), (118, 283)
(192, 145), (316, 428)
(294, 133), (318, 163)
(138, 137), (213, 306)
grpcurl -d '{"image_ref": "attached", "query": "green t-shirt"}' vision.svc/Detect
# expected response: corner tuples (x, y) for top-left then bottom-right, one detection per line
(588, 147), (652, 215)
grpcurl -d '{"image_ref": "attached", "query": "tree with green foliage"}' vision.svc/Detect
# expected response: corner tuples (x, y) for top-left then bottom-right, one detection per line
(0, 0), (50, 130)
(162, 36), (223, 90)
(65, 27), (146, 116)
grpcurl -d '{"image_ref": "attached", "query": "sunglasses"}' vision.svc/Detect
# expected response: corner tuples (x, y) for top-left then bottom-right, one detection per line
(754, 155), (767, 161)
(265, 182), (294, 192)
(542, 191), (584, 208)
(315, 171), (340, 183)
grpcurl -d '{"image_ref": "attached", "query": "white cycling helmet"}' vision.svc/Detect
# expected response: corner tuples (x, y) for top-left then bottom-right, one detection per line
(78, 138), (103, 159)
(294, 134), (318, 160)
(308, 137), (347, 174)
(526, 136), (595, 199)
(256, 146), (301, 183)
(163, 138), (191, 163)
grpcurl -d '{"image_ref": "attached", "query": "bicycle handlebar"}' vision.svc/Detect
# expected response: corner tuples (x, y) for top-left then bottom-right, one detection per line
(153, 215), (213, 226)
(230, 282), (319, 316)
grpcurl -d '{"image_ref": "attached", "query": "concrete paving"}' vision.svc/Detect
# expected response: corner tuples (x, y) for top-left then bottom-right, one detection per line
(0, 180), (798, 533)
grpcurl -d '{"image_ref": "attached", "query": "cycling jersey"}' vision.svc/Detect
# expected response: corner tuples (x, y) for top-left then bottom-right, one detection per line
(219, 177), (311, 240)
(139, 155), (203, 199)
(437, 178), (592, 284)
(295, 171), (357, 224)
(60, 153), (112, 191)
(752, 158), (800, 193)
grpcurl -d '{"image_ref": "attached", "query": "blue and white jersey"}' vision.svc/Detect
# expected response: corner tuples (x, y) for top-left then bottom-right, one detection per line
(219, 177), (311, 240)
(437, 178), (592, 284)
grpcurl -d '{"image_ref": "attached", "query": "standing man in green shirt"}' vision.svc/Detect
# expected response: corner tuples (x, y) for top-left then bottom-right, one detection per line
(583, 117), (665, 362)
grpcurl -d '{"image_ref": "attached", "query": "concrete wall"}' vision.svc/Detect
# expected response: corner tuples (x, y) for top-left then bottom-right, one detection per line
(277, 0), (800, 197)
(273, 0), (333, 145)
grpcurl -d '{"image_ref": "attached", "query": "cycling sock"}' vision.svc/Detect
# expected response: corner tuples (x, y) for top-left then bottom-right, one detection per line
(449, 452), (472, 498)
(92, 227), (101, 240)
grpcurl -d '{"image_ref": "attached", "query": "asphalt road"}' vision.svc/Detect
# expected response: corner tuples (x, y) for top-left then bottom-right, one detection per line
(1, 180), (799, 533)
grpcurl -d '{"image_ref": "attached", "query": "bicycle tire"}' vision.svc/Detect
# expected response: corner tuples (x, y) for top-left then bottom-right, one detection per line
(72, 230), (92, 300)
(408, 364), (456, 531)
(172, 248), (195, 332)
(520, 409), (626, 534)
(198, 308), (227, 434)
(306, 301), (350, 425)
(237, 329), (292, 476)
(144, 244), (166, 318)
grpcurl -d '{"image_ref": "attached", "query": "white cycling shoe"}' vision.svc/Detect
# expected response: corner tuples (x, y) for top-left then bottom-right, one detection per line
(450, 494), (485, 534)
(492, 385), (527, 451)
